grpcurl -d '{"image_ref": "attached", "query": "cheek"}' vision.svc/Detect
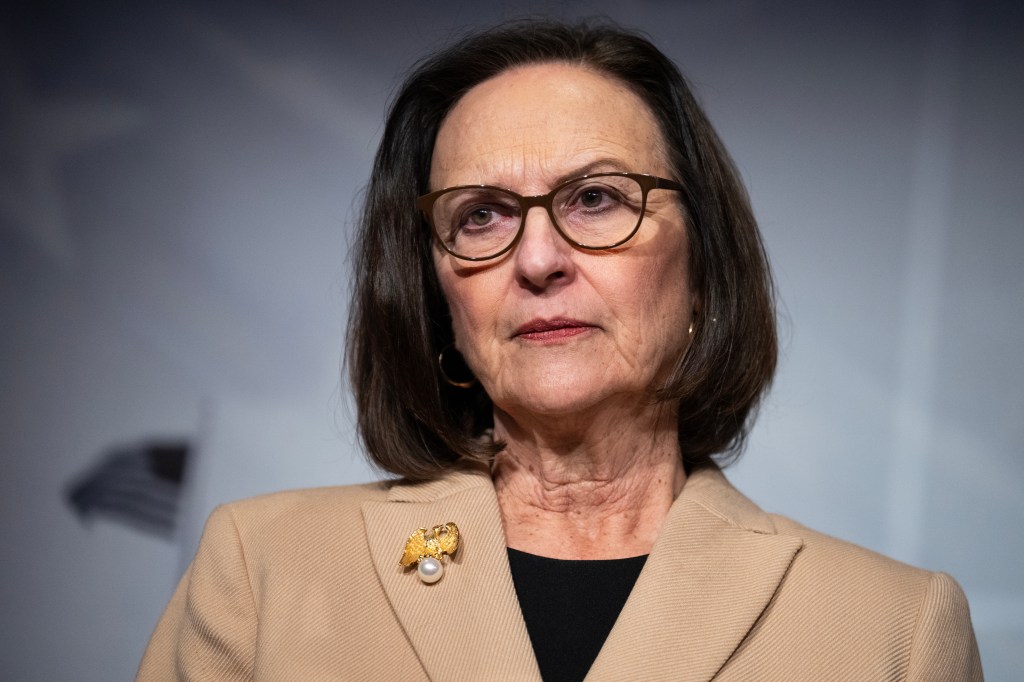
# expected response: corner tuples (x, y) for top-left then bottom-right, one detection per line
(619, 238), (691, 358)
(620, 267), (687, 348)
(446, 292), (479, 347)
(436, 268), (504, 353)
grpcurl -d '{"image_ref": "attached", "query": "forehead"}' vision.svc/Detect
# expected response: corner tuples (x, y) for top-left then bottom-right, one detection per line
(430, 63), (668, 191)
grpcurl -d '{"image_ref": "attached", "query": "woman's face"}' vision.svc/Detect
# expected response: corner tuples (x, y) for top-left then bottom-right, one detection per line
(431, 63), (695, 421)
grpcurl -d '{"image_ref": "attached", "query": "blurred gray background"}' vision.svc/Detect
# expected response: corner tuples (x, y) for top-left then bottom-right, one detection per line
(1, 0), (1021, 679)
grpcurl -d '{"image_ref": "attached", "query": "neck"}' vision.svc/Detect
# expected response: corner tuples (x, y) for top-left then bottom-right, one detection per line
(491, 401), (686, 560)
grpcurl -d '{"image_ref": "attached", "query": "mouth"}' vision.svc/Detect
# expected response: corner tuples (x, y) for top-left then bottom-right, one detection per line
(512, 318), (597, 341)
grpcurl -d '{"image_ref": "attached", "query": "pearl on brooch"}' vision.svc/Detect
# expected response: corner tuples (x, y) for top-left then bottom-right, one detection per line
(417, 556), (443, 583)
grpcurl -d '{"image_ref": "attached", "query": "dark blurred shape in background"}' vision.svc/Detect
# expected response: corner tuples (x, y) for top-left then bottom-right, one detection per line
(66, 440), (189, 538)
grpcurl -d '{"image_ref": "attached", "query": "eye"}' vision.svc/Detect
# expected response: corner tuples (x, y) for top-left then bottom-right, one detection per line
(458, 204), (510, 232)
(566, 183), (624, 212)
(448, 194), (519, 241)
(579, 188), (607, 209)
(467, 207), (495, 227)
(434, 188), (518, 238)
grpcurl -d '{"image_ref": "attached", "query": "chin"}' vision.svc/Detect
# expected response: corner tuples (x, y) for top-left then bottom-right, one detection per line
(492, 370), (638, 421)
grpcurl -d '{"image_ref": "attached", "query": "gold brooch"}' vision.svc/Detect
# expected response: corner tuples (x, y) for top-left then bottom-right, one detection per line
(400, 522), (460, 583)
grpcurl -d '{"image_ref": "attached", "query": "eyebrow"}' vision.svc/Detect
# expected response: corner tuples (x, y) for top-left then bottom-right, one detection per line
(550, 158), (631, 187)
(433, 158), (635, 194)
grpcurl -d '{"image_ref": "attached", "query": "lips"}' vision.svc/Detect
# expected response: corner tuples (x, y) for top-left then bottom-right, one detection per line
(513, 318), (596, 341)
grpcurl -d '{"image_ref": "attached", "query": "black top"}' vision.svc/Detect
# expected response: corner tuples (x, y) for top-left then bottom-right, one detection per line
(507, 548), (647, 682)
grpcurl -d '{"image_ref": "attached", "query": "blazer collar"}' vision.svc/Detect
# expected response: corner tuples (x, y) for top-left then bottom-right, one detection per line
(362, 462), (541, 681)
(362, 463), (802, 682)
(586, 466), (803, 681)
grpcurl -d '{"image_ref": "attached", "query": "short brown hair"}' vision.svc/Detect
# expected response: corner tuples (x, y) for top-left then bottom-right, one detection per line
(347, 19), (776, 481)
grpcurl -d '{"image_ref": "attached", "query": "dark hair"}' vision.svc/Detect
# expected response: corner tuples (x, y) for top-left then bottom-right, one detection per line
(347, 19), (776, 481)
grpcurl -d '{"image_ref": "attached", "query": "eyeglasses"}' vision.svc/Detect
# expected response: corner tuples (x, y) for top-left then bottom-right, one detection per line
(417, 172), (684, 262)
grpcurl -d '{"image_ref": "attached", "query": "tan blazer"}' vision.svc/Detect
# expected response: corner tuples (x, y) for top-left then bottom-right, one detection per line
(137, 464), (982, 681)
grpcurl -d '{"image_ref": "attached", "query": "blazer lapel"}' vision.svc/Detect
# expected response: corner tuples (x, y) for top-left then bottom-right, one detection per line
(362, 464), (540, 681)
(587, 467), (803, 682)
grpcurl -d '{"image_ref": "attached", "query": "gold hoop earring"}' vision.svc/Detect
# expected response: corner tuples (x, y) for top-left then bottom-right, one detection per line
(438, 344), (476, 388)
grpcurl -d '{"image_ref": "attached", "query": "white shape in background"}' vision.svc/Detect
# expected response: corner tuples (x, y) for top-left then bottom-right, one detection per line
(181, 8), (381, 143)
(886, 0), (962, 564)
(0, 38), (145, 270)
(178, 395), (377, 574)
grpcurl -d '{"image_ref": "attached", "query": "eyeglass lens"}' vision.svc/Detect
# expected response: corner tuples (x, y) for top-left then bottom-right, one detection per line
(431, 175), (646, 260)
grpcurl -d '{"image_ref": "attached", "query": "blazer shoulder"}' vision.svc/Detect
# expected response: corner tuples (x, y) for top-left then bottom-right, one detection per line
(225, 479), (393, 515)
(727, 514), (983, 680)
(770, 513), (932, 585)
(139, 480), (411, 680)
(207, 480), (395, 556)
(771, 516), (983, 660)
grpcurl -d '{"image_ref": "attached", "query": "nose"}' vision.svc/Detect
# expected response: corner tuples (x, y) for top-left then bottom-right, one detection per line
(513, 206), (576, 291)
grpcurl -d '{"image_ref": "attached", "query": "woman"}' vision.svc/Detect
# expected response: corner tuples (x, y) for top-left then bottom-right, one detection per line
(138, 20), (982, 681)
